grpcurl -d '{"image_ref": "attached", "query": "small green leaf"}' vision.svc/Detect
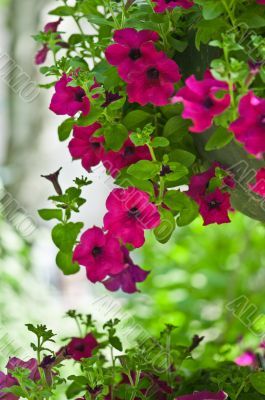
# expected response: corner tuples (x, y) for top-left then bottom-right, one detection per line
(154, 208), (176, 244)
(205, 127), (233, 151)
(169, 150), (196, 167)
(58, 118), (74, 142)
(77, 107), (102, 126)
(38, 209), (63, 222)
(105, 124), (128, 151)
(52, 222), (83, 253)
(127, 160), (160, 180)
(250, 372), (265, 395)
(49, 6), (75, 16)
(109, 336), (123, 352)
(123, 110), (152, 130)
(56, 251), (80, 275)
(151, 137), (170, 148)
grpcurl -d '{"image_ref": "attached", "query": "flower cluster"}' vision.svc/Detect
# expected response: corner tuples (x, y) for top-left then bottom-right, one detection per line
(73, 187), (160, 292)
(106, 28), (181, 106)
(153, 0), (194, 13)
(187, 163), (235, 226)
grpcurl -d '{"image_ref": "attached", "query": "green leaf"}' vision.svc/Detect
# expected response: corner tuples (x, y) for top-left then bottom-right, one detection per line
(169, 150), (196, 167)
(250, 373), (265, 395)
(106, 97), (126, 111)
(109, 336), (123, 352)
(201, 1), (225, 20)
(38, 209), (63, 222)
(151, 137), (170, 148)
(49, 6), (75, 16)
(52, 222), (83, 253)
(77, 107), (102, 126)
(205, 127), (233, 151)
(164, 191), (198, 226)
(56, 251), (80, 276)
(123, 110), (152, 130)
(238, 8), (265, 28)
(154, 208), (176, 244)
(58, 118), (74, 142)
(165, 162), (188, 181)
(127, 160), (160, 180)
(105, 124), (128, 151)
(163, 116), (189, 141)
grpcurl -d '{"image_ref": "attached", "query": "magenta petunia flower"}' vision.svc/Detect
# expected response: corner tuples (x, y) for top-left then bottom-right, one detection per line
(199, 188), (231, 226)
(105, 28), (159, 82)
(127, 45), (181, 106)
(0, 372), (18, 400)
(73, 226), (125, 283)
(153, 0), (194, 13)
(6, 358), (40, 382)
(68, 122), (104, 172)
(187, 165), (216, 202)
(104, 187), (161, 248)
(103, 136), (151, 177)
(176, 391), (228, 400)
(249, 168), (265, 197)
(257, 0), (265, 4)
(103, 247), (150, 293)
(50, 74), (91, 116)
(67, 333), (98, 361)
(173, 71), (230, 133)
(229, 91), (265, 158)
(235, 351), (257, 367)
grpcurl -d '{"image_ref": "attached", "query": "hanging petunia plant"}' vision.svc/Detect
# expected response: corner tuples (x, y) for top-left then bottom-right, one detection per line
(35, 0), (265, 293)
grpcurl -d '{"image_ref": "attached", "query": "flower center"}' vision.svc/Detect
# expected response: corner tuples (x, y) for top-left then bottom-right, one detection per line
(165, 0), (175, 3)
(75, 88), (86, 102)
(124, 146), (135, 157)
(146, 67), (160, 80)
(91, 142), (101, 149)
(160, 165), (172, 176)
(208, 200), (221, 210)
(129, 48), (142, 61)
(128, 207), (141, 218)
(260, 114), (265, 126)
(92, 246), (102, 257)
(75, 343), (85, 352)
(204, 96), (215, 109)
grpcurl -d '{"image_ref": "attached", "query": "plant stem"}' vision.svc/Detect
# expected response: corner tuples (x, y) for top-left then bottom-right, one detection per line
(221, 0), (236, 28)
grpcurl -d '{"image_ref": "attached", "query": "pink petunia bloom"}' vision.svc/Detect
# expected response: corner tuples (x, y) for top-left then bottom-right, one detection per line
(176, 391), (228, 400)
(104, 187), (161, 248)
(105, 28), (159, 82)
(73, 226), (125, 283)
(103, 247), (150, 293)
(67, 333), (98, 361)
(50, 74), (90, 116)
(199, 188), (231, 226)
(249, 168), (265, 198)
(173, 71), (230, 133)
(153, 0), (194, 13)
(229, 91), (265, 158)
(187, 163), (234, 203)
(68, 123), (104, 172)
(187, 165), (216, 202)
(6, 358), (40, 382)
(127, 45), (181, 106)
(257, 0), (265, 4)
(235, 351), (257, 367)
(103, 136), (151, 177)
(0, 372), (18, 400)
